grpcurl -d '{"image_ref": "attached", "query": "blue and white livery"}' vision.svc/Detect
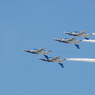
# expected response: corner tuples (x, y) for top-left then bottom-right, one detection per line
(54, 37), (82, 49)
(39, 55), (66, 68)
(23, 48), (51, 55)
(64, 31), (92, 40)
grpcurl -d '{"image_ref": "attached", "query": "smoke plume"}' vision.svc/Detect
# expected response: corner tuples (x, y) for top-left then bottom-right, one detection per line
(67, 58), (95, 62)
(92, 33), (95, 35)
(82, 39), (95, 43)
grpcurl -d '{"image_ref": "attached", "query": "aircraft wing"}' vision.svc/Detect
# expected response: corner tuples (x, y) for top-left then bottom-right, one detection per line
(78, 31), (87, 35)
(66, 37), (76, 41)
(51, 56), (60, 61)
(36, 48), (45, 52)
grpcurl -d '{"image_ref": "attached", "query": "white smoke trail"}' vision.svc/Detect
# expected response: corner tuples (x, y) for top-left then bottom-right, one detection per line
(67, 58), (95, 62)
(82, 39), (95, 43)
(92, 33), (95, 35)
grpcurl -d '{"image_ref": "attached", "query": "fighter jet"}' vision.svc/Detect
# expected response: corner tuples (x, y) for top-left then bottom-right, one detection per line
(64, 31), (92, 40)
(23, 48), (51, 55)
(39, 55), (66, 68)
(54, 37), (82, 49)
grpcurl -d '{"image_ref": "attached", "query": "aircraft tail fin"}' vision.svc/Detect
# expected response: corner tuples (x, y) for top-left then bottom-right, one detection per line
(75, 44), (80, 49)
(58, 59), (66, 68)
(84, 33), (93, 40)
(85, 37), (89, 40)
(59, 63), (64, 68)
(44, 55), (49, 60)
(74, 40), (82, 49)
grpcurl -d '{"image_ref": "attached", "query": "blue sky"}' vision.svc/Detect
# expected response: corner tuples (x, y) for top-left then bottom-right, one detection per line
(0, 0), (95, 95)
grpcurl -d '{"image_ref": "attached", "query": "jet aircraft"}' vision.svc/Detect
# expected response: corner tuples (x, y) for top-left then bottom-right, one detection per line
(64, 31), (92, 40)
(23, 48), (51, 55)
(54, 37), (82, 49)
(39, 55), (66, 68)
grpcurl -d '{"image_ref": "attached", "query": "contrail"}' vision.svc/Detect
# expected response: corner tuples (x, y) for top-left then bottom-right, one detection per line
(92, 33), (95, 35)
(82, 39), (95, 43)
(67, 58), (95, 62)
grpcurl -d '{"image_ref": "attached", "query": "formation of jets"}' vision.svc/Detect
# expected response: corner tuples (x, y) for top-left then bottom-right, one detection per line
(23, 48), (65, 68)
(23, 30), (94, 68)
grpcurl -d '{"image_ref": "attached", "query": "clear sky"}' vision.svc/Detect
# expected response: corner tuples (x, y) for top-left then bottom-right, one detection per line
(0, 0), (95, 95)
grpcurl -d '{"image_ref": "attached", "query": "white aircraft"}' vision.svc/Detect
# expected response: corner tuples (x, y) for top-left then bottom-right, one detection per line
(23, 48), (51, 55)
(39, 55), (66, 68)
(54, 37), (82, 49)
(64, 31), (92, 40)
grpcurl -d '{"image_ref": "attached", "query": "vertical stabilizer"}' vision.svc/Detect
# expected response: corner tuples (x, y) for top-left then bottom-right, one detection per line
(75, 44), (80, 49)
(59, 63), (64, 68)
(44, 55), (49, 60)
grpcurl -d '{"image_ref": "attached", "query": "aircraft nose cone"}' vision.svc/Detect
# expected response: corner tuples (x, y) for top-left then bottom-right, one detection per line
(64, 32), (69, 34)
(39, 58), (42, 60)
(23, 49), (27, 51)
(39, 58), (44, 60)
(22, 49), (29, 52)
(54, 39), (61, 41)
(54, 38), (59, 41)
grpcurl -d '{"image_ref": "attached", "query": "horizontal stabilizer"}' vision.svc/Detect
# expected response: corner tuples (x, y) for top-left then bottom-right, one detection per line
(75, 44), (80, 49)
(59, 63), (64, 68)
